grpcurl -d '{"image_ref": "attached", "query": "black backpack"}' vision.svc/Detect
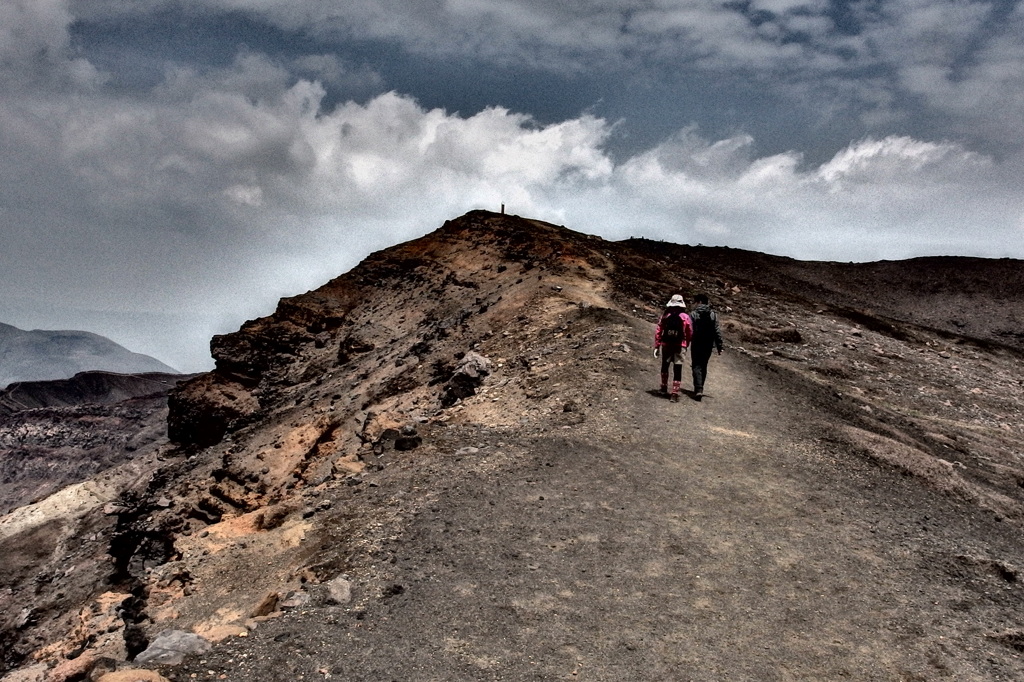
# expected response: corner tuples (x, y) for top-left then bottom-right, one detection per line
(662, 311), (684, 345)
(690, 307), (716, 341)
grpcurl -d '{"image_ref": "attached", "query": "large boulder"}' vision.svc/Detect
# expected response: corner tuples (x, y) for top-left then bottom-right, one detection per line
(440, 352), (492, 407)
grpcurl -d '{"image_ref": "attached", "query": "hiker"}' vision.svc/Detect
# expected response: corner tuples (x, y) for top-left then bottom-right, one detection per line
(654, 294), (693, 402)
(688, 293), (724, 400)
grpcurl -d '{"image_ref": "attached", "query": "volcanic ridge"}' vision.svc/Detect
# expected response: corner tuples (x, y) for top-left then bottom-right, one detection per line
(2, 210), (1024, 681)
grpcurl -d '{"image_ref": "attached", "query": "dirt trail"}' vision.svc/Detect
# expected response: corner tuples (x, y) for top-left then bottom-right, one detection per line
(172, 326), (1024, 681)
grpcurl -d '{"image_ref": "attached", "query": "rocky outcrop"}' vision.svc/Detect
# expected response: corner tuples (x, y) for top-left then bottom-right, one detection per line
(166, 211), (613, 448)
(439, 351), (492, 407)
(624, 239), (1024, 353)
(166, 373), (260, 448)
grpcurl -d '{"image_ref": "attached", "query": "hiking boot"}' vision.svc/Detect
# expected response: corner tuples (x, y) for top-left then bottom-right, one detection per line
(694, 391), (703, 401)
(670, 393), (679, 403)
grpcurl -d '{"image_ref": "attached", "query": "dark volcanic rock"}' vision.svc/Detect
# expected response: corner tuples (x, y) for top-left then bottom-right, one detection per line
(440, 351), (492, 407)
(623, 239), (1024, 353)
(0, 375), (191, 515)
(167, 373), (260, 447)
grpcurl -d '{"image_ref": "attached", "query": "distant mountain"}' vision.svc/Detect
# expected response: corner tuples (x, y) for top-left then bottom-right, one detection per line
(0, 323), (178, 388)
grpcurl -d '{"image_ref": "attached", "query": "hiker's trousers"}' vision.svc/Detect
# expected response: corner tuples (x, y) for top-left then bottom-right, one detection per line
(691, 345), (714, 393)
(661, 347), (684, 381)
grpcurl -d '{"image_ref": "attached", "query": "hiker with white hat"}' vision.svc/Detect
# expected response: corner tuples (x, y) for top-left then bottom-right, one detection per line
(654, 294), (693, 402)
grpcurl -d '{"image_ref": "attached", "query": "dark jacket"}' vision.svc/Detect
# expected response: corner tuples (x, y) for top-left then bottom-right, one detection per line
(688, 304), (723, 352)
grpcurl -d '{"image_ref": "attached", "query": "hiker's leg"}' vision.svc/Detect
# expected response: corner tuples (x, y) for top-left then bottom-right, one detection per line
(671, 361), (682, 399)
(691, 347), (711, 394)
(660, 357), (670, 392)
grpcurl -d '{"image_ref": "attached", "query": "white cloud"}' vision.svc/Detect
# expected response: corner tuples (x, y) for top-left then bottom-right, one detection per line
(4, 41), (1023, 367)
(0, 0), (71, 62)
(556, 131), (1022, 264)
(815, 136), (989, 185)
(751, 0), (828, 15)
(858, 0), (1024, 146)
(2, 0), (1023, 371)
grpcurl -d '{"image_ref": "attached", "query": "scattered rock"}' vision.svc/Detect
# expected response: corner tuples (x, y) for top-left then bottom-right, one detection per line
(394, 426), (422, 450)
(250, 592), (280, 618)
(326, 576), (353, 605)
(381, 584), (405, 599)
(133, 631), (211, 666)
(86, 656), (118, 680)
(255, 502), (295, 531)
(441, 352), (492, 407)
(47, 652), (98, 682)
(197, 625), (250, 643)
(279, 590), (311, 610)
(394, 435), (422, 451)
(14, 607), (34, 630)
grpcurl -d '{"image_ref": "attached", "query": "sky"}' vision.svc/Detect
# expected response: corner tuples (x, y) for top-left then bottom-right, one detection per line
(1, 0), (1022, 372)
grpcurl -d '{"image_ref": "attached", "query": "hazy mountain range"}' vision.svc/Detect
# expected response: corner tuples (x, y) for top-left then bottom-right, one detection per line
(0, 323), (177, 388)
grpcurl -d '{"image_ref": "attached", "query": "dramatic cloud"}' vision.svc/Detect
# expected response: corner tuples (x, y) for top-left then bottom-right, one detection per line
(0, 0), (1021, 371)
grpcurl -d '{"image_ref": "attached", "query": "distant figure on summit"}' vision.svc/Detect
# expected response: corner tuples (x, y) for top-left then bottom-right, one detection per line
(688, 293), (724, 401)
(654, 294), (693, 402)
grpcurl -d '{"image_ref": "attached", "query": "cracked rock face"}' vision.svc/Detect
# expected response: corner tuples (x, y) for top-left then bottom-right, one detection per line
(2, 210), (1024, 680)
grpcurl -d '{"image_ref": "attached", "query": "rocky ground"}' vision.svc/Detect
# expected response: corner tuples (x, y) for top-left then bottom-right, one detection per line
(0, 373), (191, 516)
(1, 211), (1022, 681)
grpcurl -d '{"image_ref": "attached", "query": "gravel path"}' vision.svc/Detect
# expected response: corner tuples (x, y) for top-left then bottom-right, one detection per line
(169, 347), (1024, 681)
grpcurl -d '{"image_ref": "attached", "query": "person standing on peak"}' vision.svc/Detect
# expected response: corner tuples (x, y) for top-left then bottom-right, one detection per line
(688, 293), (724, 401)
(654, 294), (693, 402)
